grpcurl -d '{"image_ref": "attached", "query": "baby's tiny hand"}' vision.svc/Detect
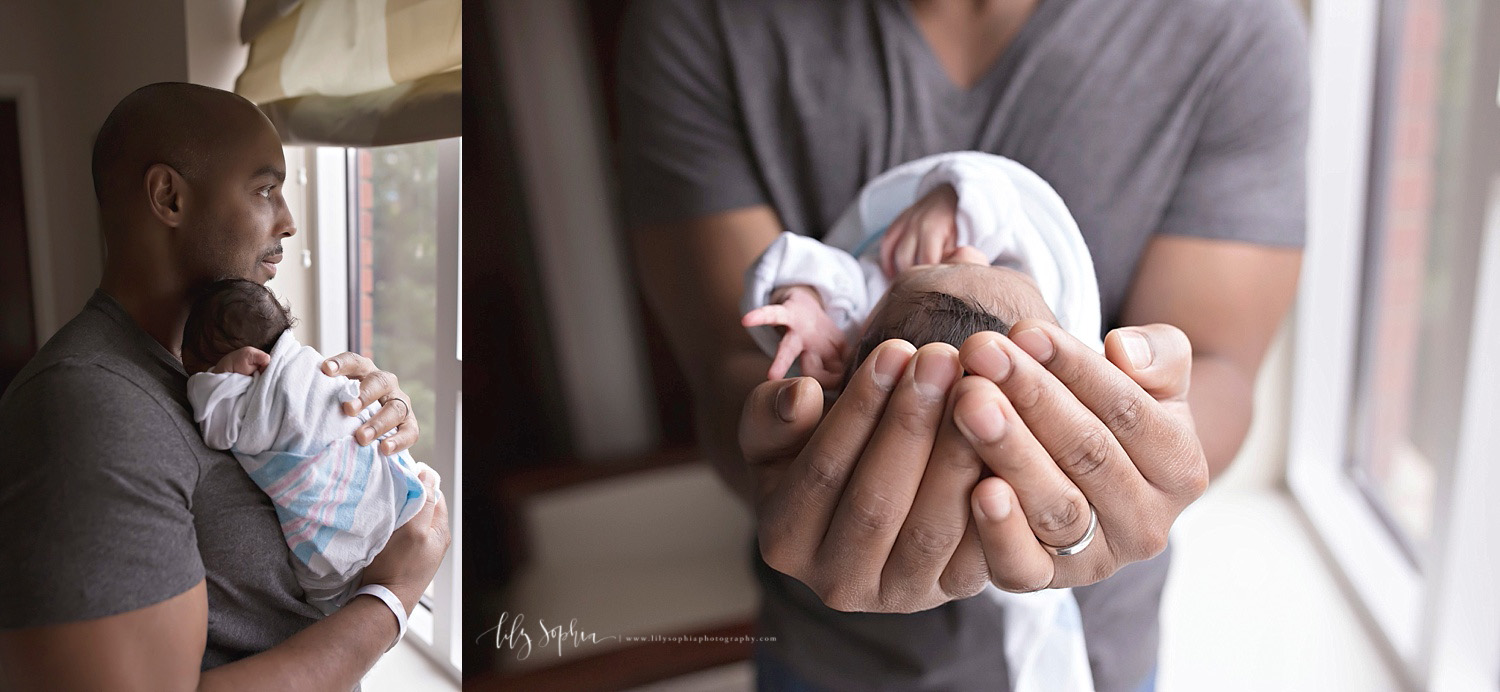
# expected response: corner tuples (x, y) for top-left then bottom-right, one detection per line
(211, 346), (271, 375)
(742, 285), (848, 388)
(881, 183), (959, 278)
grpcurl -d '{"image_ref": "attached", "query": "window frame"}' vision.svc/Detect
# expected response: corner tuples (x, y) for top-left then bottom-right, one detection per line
(1287, 0), (1500, 688)
(311, 138), (463, 681)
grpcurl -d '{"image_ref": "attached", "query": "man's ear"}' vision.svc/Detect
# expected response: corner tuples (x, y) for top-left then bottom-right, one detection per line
(143, 163), (188, 228)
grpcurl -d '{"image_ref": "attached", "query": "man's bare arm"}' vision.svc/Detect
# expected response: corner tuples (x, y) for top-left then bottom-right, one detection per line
(0, 471), (449, 692)
(0, 583), (397, 692)
(1117, 234), (1302, 479)
(0, 584), (207, 692)
(629, 205), (783, 503)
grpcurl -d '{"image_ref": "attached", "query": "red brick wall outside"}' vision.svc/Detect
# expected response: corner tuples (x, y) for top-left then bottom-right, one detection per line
(1364, 0), (1444, 485)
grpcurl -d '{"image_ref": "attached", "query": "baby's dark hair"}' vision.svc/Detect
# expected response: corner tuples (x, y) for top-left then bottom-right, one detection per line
(845, 291), (1011, 384)
(183, 279), (295, 372)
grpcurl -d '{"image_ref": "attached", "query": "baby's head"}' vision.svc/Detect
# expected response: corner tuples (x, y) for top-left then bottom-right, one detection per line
(182, 278), (294, 374)
(846, 253), (1058, 382)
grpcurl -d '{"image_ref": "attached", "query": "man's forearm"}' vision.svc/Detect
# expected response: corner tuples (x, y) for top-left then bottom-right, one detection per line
(198, 593), (405, 692)
(1185, 352), (1257, 481)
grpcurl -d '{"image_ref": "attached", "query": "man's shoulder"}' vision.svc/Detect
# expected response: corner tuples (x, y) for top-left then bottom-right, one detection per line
(1126, 0), (1306, 54)
(1054, 0), (1306, 115)
(4, 354), (149, 406)
(5, 343), (170, 413)
(1130, 0), (1302, 25)
(0, 309), (194, 452)
(621, 0), (852, 45)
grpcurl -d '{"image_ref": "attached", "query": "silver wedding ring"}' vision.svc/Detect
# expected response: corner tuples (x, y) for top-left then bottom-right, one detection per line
(1040, 503), (1097, 557)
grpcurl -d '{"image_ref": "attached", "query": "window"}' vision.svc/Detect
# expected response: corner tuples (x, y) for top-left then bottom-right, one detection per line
(302, 138), (463, 679)
(1288, 0), (1500, 688)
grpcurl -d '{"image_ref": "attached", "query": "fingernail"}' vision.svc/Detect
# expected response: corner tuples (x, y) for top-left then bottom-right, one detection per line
(357, 428), (372, 445)
(967, 339), (1011, 382)
(870, 342), (911, 390)
(1121, 331), (1154, 370)
(955, 398), (1006, 444)
(976, 487), (1012, 522)
(774, 381), (800, 423)
(323, 360), (338, 374)
(1011, 328), (1055, 364)
(912, 350), (959, 398)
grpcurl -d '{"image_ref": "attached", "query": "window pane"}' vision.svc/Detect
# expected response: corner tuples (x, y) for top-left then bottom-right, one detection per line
(353, 141), (439, 466)
(1347, 0), (1483, 565)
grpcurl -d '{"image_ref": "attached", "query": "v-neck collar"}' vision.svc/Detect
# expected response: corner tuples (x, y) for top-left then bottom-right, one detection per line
(888, 0), (1067, 99)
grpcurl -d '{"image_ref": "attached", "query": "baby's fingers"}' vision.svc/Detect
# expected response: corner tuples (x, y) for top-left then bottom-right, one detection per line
(768, 334), (804, 381)
(916, 219), (953, 266)
(744, 305), (793, 328)
(880, 213), (912, 277)
(892, 226), (921, 275)
(218, 347), (270, 375)
(801, 352), (845, 390)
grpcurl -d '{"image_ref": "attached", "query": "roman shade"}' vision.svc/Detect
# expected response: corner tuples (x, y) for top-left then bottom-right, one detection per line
(235, 0), (460, 146)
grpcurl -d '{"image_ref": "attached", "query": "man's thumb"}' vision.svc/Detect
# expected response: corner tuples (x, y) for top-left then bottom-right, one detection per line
(1104, 324), (1192, 400)
(739, 376), (823, 466)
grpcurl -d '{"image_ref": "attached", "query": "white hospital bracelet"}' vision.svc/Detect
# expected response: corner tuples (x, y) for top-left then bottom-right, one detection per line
(353, 584), (408, 651)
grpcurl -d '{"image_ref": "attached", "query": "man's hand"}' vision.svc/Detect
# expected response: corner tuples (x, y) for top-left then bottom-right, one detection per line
(880, 183), (959, 277)
(360, 465), (451, 614)
(741, 285), (849, 388)
(742, 340), (997, 613)
(210, 346), (270, 375)
(951, 321), (1208, 591)
(320, 352), (419, 455)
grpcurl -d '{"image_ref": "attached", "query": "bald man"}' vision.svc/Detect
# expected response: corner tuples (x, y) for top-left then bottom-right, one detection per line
(0, 83), (450, 691)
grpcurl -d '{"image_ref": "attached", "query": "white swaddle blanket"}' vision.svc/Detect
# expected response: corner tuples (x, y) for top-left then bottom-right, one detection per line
(742, 151), (1101, 692)
(186, 330), (428, 614)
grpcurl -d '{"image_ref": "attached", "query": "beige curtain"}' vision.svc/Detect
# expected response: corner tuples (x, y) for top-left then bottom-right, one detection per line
(235, 0), (460, 146)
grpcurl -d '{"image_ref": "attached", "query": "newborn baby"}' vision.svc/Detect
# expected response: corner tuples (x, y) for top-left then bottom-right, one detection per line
(741, 152), (1102, 692)
(742, 151), (1103, 390)
(182, 279), (428, 614)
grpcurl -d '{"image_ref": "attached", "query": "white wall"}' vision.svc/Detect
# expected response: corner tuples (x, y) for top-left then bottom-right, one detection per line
(185, 0), (249, 91)
(0, 0), (195, 339)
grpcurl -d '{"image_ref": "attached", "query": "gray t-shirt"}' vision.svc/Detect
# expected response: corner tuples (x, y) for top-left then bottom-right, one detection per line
(0, 290), (322, 669)
(616, 0), (1308, 690)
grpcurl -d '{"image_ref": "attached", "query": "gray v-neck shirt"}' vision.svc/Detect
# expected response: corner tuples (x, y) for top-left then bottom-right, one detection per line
(0, 291), (323, 670)
(616, 0), (1308, 689)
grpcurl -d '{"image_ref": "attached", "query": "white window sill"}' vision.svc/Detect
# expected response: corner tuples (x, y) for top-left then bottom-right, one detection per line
(362, 636), (459, 692)
(1158, 484), (1406, 691)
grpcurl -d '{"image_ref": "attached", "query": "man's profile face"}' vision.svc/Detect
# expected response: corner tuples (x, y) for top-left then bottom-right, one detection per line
(176, 109), (296, 286)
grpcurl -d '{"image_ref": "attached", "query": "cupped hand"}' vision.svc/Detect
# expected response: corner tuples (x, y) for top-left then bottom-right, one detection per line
(740, 340), (996, 613)
(321, 352), (420, 454)
(880, 183), (959, 278)
(741, 285), (848, 387)
(951, 321), (1208, 591)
